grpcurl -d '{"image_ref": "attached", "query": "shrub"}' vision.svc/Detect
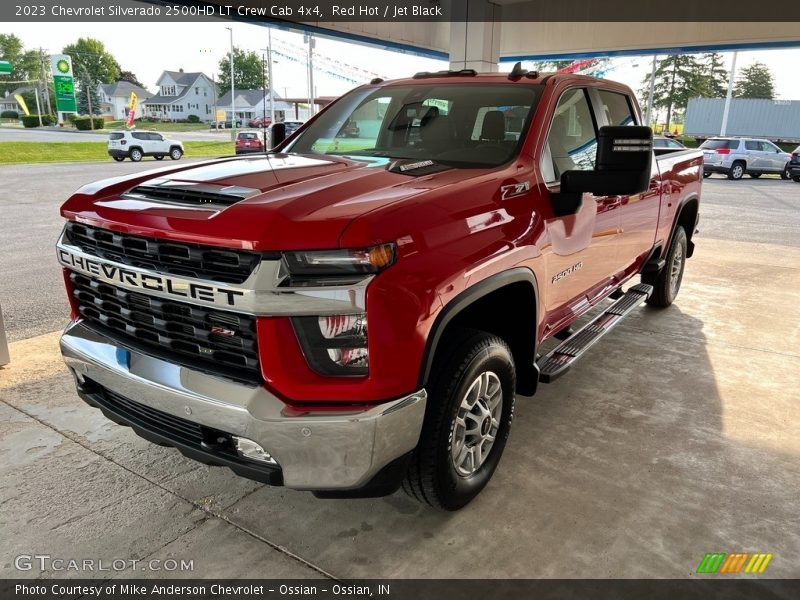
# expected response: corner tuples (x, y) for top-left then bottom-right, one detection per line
(1, 110), (19, 119)
(21, 114), (56, 128)
(73, 116), (105, 130)
(187, 114), (200, 123)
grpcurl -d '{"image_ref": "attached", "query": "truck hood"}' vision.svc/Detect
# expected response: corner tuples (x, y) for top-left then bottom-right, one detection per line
(61, 153), (461, 250)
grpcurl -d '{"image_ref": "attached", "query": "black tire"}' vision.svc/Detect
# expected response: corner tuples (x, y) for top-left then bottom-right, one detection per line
(155, 155), (164, 161)
(781, 164), (791, 180)
(644, 226), (687, 308)
(403, 329), (515, 511)
(703, 172), (712, 178)
(750, 172), (761, 178)
(170, 146), (183, 160)
(129, 148), (143, 162)
(793, 176), (800, 183)
(112, 156), (125, 162)
(727, 161), (745, 180)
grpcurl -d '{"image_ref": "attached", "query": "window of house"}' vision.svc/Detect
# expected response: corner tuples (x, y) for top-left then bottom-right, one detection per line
(597, 90), (636, 126)
(542, 88), (598, 183)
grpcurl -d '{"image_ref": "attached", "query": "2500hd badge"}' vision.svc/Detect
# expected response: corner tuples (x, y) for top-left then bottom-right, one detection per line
(57, 248), (244, 306)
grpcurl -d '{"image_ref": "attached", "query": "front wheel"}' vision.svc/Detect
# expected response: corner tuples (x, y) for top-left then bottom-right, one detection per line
(403, 329), (515, 510)
(170, 147), (183, 160)
(644, 226), (687, 308)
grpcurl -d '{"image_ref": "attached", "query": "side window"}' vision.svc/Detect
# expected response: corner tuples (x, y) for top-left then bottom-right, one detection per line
(132, 132), (148, 140)
(543, 88), (598, 183)
(149, 133), (163, 141)
(761, 141), (779, 153)
(597, 90), (636, 126)
(745, 140), (760, 151)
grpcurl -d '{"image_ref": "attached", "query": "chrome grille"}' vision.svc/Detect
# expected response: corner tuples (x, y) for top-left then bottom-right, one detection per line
(70, 272), (261, 382)
(64, 222), (263, 285)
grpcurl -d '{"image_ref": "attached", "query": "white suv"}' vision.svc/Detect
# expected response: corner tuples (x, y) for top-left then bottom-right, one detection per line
(108, 131), (184, 162)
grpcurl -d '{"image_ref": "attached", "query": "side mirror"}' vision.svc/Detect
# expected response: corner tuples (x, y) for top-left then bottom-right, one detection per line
(270, 122), (286, 149)
(551, 126), (653, 216)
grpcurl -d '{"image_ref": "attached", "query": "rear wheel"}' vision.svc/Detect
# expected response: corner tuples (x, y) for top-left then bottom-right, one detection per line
(728, 161), (745, 180)
(781, 164), (791, 180)
(644, 226), (687, 308)
(129, 148), (143, 162)
(403, 329), (515, 511)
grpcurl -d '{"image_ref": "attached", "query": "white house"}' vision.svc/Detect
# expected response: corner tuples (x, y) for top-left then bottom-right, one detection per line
(143, 69), (216, 122)
(0, 87), (31, 114)
(216, 89), (297, 123)
(97, 81), (153, 120)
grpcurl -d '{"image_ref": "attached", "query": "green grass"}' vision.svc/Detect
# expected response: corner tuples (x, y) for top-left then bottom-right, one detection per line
(105, 120), (210, 132)
(0, 141), (233, 165)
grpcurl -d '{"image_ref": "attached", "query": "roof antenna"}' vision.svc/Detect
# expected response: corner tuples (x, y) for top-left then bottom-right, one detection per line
(508, 62), (527, 80)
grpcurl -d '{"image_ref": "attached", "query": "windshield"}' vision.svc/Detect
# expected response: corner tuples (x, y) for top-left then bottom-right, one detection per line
(285, 83), (542, 168)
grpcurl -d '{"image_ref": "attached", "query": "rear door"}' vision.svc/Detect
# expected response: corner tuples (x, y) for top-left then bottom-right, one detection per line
(593, 88), (662, 278)
(131, 132), (151, 154)
(744, 140), (765, 170)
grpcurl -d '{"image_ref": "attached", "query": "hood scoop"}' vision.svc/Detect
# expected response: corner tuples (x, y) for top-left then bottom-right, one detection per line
(123, 179), (260, 208)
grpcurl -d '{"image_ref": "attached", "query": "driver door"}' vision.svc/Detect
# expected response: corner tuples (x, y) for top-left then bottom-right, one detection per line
(540, 87), (622, 323)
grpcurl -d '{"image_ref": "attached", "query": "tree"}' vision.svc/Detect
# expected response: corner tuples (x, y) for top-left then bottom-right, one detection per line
(529, 57), (611, 77)
(639, 54), (705, 130)
(734, 62), (776, 99)
(118, 69), (145, 87)
(76, 78), (102, 115)
(0, 34), (42, 96)
(218, 48), (266, 90)
(696, 53), (729, 98)
(62, 38), (120, 85)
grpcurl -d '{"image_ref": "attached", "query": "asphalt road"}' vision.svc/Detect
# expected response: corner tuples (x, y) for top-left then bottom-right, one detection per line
(0, 126), (229, 142)
(1, 166), (799, 343)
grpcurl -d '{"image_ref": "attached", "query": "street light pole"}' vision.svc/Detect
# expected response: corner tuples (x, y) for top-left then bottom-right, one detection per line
(720, 51), (738, 137)
(304, 34), (315, 117)
(226, 26), (236, 141)
(644, 54), (657, 127)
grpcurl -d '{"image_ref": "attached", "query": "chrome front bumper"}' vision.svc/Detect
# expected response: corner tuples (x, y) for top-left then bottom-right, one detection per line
(61, 321), (427, 490)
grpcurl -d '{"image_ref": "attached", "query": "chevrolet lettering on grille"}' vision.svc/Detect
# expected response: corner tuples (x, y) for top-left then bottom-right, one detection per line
(57, 248), (245, 307)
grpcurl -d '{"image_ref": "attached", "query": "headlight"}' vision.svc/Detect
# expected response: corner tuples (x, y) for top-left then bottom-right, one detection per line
(281, 244), (395, 285)
(293, 313), (369, 376)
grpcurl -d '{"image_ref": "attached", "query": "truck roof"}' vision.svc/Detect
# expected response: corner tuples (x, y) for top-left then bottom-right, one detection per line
(368, 69), (620, 89)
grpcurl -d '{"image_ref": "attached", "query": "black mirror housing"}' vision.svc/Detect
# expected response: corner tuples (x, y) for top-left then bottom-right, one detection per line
(551, 126), (653, 216)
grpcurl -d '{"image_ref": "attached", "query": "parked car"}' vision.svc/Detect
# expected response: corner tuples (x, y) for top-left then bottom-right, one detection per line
(267, 120), (304, 149)
(58, 71), (702, 510)
(653, 136), (686, 150)
(235, 130), (265, 154)
(107, 131), (183, 162)
(789, 146), (800, 182)
(248, 116), (272, 128)
(700, 137), (792, 180)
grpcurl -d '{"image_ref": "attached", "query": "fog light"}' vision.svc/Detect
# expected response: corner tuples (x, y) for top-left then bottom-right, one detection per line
(233, 436), (277, 465)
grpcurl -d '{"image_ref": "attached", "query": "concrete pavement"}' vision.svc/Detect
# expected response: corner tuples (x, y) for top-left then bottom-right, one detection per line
(2, 236), (799, 578)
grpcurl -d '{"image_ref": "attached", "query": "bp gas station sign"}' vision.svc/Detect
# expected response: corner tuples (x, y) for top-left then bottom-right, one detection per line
(50, 54), (77, 114)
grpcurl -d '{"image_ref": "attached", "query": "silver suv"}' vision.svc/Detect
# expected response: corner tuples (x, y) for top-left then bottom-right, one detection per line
(701, 137), (791, 180)
(108, 131), (184, 162)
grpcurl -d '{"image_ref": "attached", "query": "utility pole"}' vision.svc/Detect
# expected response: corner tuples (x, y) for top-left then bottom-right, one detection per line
(261, 53), (267, 150)
(267, 27), (275, 124)
(212, 73), (218, 129)
(39, 48), (52, 115)
(304, 34), (315, 117)
(644, 54), (657, 127)
(226, 26), (236, 141)
(34, 88), (43, 126)
(720, 51), (738, 137)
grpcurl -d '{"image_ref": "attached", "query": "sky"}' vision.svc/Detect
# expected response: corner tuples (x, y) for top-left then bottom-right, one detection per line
(7, 21), (800, 102)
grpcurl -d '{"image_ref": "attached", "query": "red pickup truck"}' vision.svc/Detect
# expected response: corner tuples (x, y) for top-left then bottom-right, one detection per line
(57, 68), (702, 510)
